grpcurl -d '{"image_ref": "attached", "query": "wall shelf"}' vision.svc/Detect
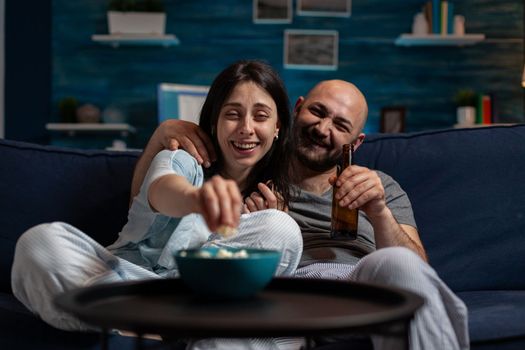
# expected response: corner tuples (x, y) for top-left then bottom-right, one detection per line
(453, 123), (516, 129)
(395, 34), (485, 46)
(91, 34), (180, 48)
(46, 123), (136, 137)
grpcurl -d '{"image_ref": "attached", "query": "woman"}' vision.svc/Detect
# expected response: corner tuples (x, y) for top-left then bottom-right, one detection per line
(11, 60), (302, 331)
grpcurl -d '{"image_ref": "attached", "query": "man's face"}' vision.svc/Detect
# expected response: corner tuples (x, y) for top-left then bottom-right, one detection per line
(292, 81), (366, 172)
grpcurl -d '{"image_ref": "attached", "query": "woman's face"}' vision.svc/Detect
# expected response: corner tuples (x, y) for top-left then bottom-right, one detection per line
(216, 81), (280, 180)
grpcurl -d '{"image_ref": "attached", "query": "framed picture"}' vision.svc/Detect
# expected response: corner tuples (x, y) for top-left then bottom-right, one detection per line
(284, 29), (338, 70)
(297, 0), (351, 17)
(380, 107), (406, 133)
(157, 84), (209, 125)
(253, 0), (292, 24)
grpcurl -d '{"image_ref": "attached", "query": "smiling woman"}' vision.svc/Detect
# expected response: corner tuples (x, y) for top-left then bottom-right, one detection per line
(216, 81), (280, 188)
(11, 61), (303, 340)
(199, 60), (293, 205)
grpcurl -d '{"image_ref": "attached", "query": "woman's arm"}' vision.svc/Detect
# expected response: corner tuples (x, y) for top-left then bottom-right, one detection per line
(148, 174), (243, 233)
(130, 120), (217, 205)
(148, 174), (200, 218)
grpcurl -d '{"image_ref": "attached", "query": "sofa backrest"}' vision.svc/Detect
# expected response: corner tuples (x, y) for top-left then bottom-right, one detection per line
(0, 139), (139, 293)
(354, 124), (525, 292)
(3, 125), (524, 294)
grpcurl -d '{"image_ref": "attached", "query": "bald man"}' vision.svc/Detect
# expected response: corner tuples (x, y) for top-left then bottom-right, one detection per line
(131, 80), (469, 350)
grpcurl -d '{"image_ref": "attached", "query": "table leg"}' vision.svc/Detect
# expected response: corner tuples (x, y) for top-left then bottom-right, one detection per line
(375, 320), (411, 350)
(135, 334), (144, 350)
(304, 337), (313, 350)
(100, 329), (109, 350)
(400, 321), (410, 350)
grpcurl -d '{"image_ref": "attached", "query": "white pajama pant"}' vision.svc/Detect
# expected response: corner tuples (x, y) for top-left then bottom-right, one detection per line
(295, 247), (470, 350)
(11, 210), (302, 336)
(12, 217), (468, 350)
(190, 248), (470, 350)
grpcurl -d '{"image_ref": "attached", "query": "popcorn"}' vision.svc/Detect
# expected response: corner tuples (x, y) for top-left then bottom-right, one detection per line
(216, 225), (238, 238)
(216, 248), (234, 258)
(194, 248), (249, 259)
(195, 250), (213, 258)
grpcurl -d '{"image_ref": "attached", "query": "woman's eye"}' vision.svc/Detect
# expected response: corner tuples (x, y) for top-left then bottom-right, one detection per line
(255, 114), (269, 120)
(225, 111), (239, 118)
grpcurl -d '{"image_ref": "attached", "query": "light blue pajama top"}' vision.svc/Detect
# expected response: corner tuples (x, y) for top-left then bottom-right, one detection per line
(106, 149), (211, 274)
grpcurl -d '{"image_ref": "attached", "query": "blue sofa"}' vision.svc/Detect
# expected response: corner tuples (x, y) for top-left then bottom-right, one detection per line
(1, 124), (524, 349)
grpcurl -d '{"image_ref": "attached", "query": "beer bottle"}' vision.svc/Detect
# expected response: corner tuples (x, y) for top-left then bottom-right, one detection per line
(331, 144), (358, 240)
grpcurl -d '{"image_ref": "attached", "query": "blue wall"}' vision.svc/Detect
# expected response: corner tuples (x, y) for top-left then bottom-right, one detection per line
(48, 0), (524, 147)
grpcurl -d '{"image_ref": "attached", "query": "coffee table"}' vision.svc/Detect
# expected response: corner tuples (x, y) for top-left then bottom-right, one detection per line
(55, 277), (423, 350)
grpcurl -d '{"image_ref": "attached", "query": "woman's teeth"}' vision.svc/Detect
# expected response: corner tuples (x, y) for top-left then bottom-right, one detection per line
(232, 141), (258, 150)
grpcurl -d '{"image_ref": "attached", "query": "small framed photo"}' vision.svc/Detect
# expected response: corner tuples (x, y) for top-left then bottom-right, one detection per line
(297, 0), (351, 17)
(380, 107), (406, 133)
(284, 29), (338, 70)
(253, 0), (292, 24)
(157, 84), (209, 125)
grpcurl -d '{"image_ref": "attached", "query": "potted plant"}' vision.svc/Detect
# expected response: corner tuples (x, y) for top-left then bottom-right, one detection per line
(108, 0), (166, 35)
(454, 89), (477, 125)
(58, 97), (79, 123)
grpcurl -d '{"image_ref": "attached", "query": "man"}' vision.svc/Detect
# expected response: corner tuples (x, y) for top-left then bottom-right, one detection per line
(131, 80), (469, 350)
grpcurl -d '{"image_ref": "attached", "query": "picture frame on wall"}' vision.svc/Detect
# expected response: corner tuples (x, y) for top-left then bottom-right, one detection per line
(284, 29), (338, 70)
(253, 0), (292, 24)
(380, 107), (406, 133)
(297, 0), (351, 17)
(157, 83), (209, 125)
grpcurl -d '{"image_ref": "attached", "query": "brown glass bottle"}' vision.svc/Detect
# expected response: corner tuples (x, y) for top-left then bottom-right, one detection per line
(331, 144), (358, 240)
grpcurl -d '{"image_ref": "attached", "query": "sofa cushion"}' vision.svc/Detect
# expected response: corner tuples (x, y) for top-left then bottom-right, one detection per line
(355, 125), (525, 292)
(457, 290), (525, 347)
(0, 139), (139, 293)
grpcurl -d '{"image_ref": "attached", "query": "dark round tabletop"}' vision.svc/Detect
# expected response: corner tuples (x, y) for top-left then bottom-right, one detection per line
(55, 277), (424, 338)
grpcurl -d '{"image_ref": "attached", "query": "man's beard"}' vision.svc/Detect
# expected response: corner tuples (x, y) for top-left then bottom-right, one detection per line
(292, 125), (340, 172)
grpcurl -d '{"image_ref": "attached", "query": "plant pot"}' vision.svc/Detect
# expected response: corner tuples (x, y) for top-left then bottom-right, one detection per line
(456, 106), (476, 125)
(108, 11), (166, 35)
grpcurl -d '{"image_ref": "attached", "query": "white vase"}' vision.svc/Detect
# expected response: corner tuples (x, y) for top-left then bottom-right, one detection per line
(412, 13), (428, 36)
(453, 15), (465, 36)
(108, 11), (166, 35)
(456, 106), (476, 125)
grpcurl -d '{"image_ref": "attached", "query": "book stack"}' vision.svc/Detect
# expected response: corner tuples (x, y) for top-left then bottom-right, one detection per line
(423, 0), (455, 35)
(476, 94), (495, 124)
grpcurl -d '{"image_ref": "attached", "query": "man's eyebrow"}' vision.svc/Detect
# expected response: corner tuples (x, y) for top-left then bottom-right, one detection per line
(309, 102), (328, 114)
(334, 116), (353, 128)
(310, 102), (353, 128)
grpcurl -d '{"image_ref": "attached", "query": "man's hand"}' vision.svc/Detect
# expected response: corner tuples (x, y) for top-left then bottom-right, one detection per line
(244, 182), (287, 213)
(329, 165), (386, 219)
(155, 119), (217, 168)
(329, 165), (428, 261)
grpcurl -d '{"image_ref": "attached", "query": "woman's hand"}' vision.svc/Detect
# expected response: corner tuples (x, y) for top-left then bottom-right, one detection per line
(196, 175), (243, 233)
(244, 182), (287, 213)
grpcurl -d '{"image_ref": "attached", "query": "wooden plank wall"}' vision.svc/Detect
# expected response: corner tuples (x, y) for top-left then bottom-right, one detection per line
(52, 0), (524, 147)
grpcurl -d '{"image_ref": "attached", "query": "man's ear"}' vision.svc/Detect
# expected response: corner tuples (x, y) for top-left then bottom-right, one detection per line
(293, 97), (305, 117)
(352, 133), (366, 151)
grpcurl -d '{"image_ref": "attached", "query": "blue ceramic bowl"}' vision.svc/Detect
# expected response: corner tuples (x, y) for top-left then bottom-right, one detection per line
(174, 247), (281, 299)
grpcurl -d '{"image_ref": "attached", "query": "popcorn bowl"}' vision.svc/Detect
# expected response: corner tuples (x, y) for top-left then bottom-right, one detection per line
(174, 247), (281, 299)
